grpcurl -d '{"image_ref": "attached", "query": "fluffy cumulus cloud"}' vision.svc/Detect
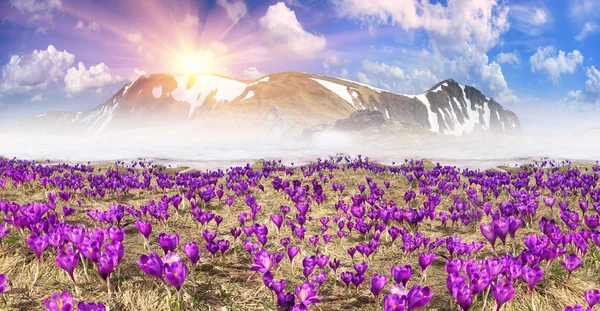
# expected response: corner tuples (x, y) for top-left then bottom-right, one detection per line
(360, 60), (438, 94)
(0, 45), (74, 94)
(496, 52), (520, 65)
(332, 0), (516, 103)
(64, 62), (121, 96)
(509, 4), (551, 36)
(216, 0), (247, 22)
(529, 46), (584, 83)
(259, 2), (326, 59)
(244, 67), (265, 80)
(586, 66), (600, 93)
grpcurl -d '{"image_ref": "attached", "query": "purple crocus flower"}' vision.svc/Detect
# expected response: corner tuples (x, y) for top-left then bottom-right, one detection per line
(98, 252), (115, 280)
(108, 226), (125, 243)
(164, 261), (187, 291)
(27, 233), (48, 260)
(157, 233), (179, 255)
(288, 246), (300, 263)
(270, 214), (283, 233)
(249, 249), (275, 274)
(77, 302), (106, 311)
(56, 245), (79, 284)
(585, 289), (600, 308)
(391, 265), (412, 286)
(137, 253), (164, 280)
(340, 271), (353, 288)
(295, 281), (321, 306)
(370, 274), (387, 300)
(492, 275), (514, 311)
(135, 220), (152, 241)
(383, 293), (406, 311)
(44, 291), (74, 311)
(561, 253), (583, 278)
(564, 304), (585, 311)
(521, 265), (544, 292)
(183, 242), (201, 266)
(406, 284), (433, 311)
(0, 274), (6, 294)
(352, 273), (365, 290)
(418, 252), (436, 272)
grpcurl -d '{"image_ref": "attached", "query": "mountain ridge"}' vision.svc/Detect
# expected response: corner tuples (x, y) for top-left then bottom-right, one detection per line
(14, 72), (521, 137)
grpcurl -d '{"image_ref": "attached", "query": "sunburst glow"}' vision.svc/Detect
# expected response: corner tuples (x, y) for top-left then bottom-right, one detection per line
(172, 50), (218, 75)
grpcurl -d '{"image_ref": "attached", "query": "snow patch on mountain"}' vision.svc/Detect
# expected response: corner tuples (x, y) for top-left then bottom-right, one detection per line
(152, 86), (162, 99)
(310, 78), (357, 109)
(243, 91), (255, 100)
(171, 75), (248, 117)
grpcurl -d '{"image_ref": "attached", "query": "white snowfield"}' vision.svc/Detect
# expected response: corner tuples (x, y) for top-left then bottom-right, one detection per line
(243, 91), (255, 100)
(310, 78), (357, 109)
(152, 86), (162, 99)
(171, 75), (249, 117)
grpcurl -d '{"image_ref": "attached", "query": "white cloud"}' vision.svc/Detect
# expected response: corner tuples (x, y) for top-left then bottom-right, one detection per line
(586, 66), (600, 93)
(0, 45), (74, 94)
(129, 68), (147, 81)
(183, 14), (200, 26)
(244, 67), (265, 80)
(332, 0), (516, 103)
(569, 0), (600, 20)
(35, 27), (48, 35)
(560, 89), (597, 113)
(323, 53), (342, 73)
(338, 68), (349, 79)
(509, 4), (551, 36)
(356, 72), (371, 85)
(64, 62), (121, 96)
(361, 60), (438, 94)
(575, 22), (598, 41)
(88, 22), (99, 32)
(136, 46), (155, 62)
(207, 41), (228, 54)
(530, 46), (584, 83)
(9, 0), (61, 22)
(496, 52), (520, 65)
(216, 0), (247, 22)
(31, 94), (43, 102)
(127, 30), (142, 43)
(333, 0), (509, 52)
(76, 20), (100, 32)
(259, 2), (326, 59)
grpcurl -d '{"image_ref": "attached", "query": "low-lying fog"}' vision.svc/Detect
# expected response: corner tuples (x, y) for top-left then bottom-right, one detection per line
(1, 124), (599, 170)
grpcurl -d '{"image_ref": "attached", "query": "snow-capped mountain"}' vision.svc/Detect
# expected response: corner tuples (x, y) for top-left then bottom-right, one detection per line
(15, 72), (521, 136)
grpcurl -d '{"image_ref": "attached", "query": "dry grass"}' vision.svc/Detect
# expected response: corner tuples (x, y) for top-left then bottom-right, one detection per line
(0, 159), (597, 310)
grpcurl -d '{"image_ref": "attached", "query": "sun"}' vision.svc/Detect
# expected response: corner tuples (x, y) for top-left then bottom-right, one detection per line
(172, 50), (218, 75)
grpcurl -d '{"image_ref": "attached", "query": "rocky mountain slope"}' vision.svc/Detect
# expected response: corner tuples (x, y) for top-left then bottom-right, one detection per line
(14, 72), (521, 136)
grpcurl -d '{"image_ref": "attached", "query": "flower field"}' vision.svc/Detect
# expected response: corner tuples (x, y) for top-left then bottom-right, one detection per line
(0, 156), (599, 311)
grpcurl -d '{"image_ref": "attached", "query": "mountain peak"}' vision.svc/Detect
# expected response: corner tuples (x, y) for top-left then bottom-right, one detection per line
(14, 71), (521, 137)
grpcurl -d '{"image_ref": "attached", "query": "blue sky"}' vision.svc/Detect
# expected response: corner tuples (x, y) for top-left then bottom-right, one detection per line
(0, 0), (599, 132)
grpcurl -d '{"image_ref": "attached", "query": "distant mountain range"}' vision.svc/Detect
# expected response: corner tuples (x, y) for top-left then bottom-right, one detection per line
(14, 72), (521, 136)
